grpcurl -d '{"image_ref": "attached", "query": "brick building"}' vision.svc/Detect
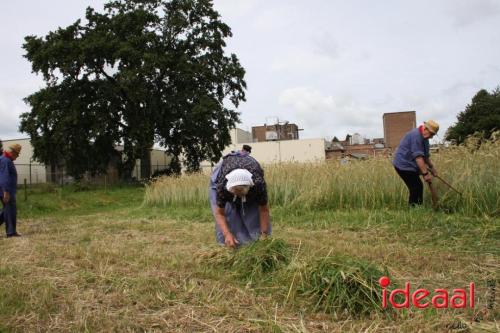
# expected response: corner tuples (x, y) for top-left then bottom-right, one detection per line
(383, 111), (416, 149)
(252, 123), (300, 142)
(325, 143), (390, 160)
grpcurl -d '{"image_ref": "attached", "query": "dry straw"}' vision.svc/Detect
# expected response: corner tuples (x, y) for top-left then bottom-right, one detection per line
(145, 138), (499, 216)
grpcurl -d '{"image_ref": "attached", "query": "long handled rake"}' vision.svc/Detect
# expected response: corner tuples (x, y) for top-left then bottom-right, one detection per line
(434, 175), (463, 196)
(428, 166), (463, 196)
(426, 174), (461, 213)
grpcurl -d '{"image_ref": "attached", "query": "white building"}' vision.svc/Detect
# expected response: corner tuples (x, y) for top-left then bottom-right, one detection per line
(200, 128), (327, 173)
(6, 127), (328, 181)
(2, 138), (170, 184)
(230, 127), (252, 145)
(2, 138), (46, 185)
(350, 133), (364, 145)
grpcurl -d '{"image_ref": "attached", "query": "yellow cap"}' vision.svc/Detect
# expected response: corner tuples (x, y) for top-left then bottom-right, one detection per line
(8, 143), (22, 154)
(424, 120), (439, 134)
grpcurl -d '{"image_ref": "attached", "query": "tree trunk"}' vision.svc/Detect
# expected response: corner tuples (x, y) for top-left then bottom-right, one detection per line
(140, 147), (151, 180)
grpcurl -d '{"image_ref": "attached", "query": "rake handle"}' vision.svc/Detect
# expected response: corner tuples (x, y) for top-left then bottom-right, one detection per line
(428, 167), (463, 196)
(434, 175), (463, 196)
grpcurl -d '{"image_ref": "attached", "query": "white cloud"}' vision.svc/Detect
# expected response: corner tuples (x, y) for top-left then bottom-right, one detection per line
(0, 93), (26, 139)
(0, 81), (42, 139)
(445, 0), (500, 27)
(312, 32), (341, 59)
(252, 8), (292, 32)
(1, 0), (499, 144)
(270, 50), (338, 72)
(213, 0), (262, 18)
(278, 87), (381, 138)
(276, 81), (487, 141)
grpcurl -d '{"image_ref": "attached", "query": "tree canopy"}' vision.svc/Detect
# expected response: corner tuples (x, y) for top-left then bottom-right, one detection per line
(21, 0), (246, 178)
(446, 87), (500, 144)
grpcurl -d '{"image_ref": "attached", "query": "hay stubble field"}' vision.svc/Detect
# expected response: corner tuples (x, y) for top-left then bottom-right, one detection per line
(0, 140), (498, 332)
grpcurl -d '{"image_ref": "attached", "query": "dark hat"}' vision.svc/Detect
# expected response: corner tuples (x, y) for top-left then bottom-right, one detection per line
(242, 144), (252, 153)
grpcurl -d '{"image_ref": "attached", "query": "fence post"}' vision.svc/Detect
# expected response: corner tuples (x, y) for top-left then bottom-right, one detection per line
(29, 162), (32, 185)
(104, 175), (107, 193)
(24, 178), (27, 201)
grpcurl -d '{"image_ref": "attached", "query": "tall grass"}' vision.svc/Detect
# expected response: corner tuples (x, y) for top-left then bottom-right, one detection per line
(144, 172), (209, 207)
(144, 139), (500, 216)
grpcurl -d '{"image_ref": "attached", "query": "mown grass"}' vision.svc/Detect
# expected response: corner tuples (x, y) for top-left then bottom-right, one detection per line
(1, 187), (498, 331)
(295, 255), (388, 316)
(17, 183), (143, 219)
(203, 240), (389, 317)
(204, 238), (292, 283)
(20, 185), (497, 255)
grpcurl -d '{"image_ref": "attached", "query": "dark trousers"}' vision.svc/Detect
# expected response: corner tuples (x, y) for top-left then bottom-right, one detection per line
(0, 196), (17, 236)
(395, 168), (423, 206)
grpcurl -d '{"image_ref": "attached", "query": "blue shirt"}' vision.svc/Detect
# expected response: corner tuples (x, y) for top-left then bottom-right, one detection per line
(392, 128), (430, 172)
(0, 155), (17, 195)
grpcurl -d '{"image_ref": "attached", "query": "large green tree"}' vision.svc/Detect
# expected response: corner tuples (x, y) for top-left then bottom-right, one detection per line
(21, 0), (246, 179)
(446, 87), (500, 144)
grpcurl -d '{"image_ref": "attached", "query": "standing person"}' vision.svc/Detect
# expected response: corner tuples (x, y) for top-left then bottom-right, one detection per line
(0, 144), (22, 237)
(209, 150), (271, 248)
(230, 144), (252, 156)
(392, 120), (439, 206)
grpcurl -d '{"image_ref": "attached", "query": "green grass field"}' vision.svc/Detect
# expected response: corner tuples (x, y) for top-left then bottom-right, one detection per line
(0, 141), (498, 332)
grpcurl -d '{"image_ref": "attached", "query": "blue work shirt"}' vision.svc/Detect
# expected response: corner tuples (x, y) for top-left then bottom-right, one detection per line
(392, 128), (430, 172)
(0, 155), (18, 196)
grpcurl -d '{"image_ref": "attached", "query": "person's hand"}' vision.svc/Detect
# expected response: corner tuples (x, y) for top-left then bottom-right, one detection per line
(2, 192), (10, 204)
(259, 232), (268, 241)
(224, 232), (239, 248)
(430, 168), (438, 177)
(423, 173), (433, 183)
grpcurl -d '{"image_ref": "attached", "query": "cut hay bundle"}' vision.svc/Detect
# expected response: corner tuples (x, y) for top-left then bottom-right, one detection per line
(206, 238), (292, 283)
(297, 256), (387, 316)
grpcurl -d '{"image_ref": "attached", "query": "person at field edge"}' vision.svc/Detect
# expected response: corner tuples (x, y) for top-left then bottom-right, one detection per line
(0, 144), (22, 237)
(209, 150), (271, 248)
(230, 144), (252, 156)
(241, 144), (252, 154)
(392, 120), (439, 206)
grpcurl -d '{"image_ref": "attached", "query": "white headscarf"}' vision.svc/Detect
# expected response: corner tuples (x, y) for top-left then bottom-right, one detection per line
(225, 169), (254, 191)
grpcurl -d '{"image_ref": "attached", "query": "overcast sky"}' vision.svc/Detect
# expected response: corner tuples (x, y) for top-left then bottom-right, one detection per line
(1, 0), (499, 142)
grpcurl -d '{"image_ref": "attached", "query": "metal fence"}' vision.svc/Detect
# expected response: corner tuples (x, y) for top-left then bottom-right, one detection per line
(14, 163), (179, 187)
(15, 164), (47, 185)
